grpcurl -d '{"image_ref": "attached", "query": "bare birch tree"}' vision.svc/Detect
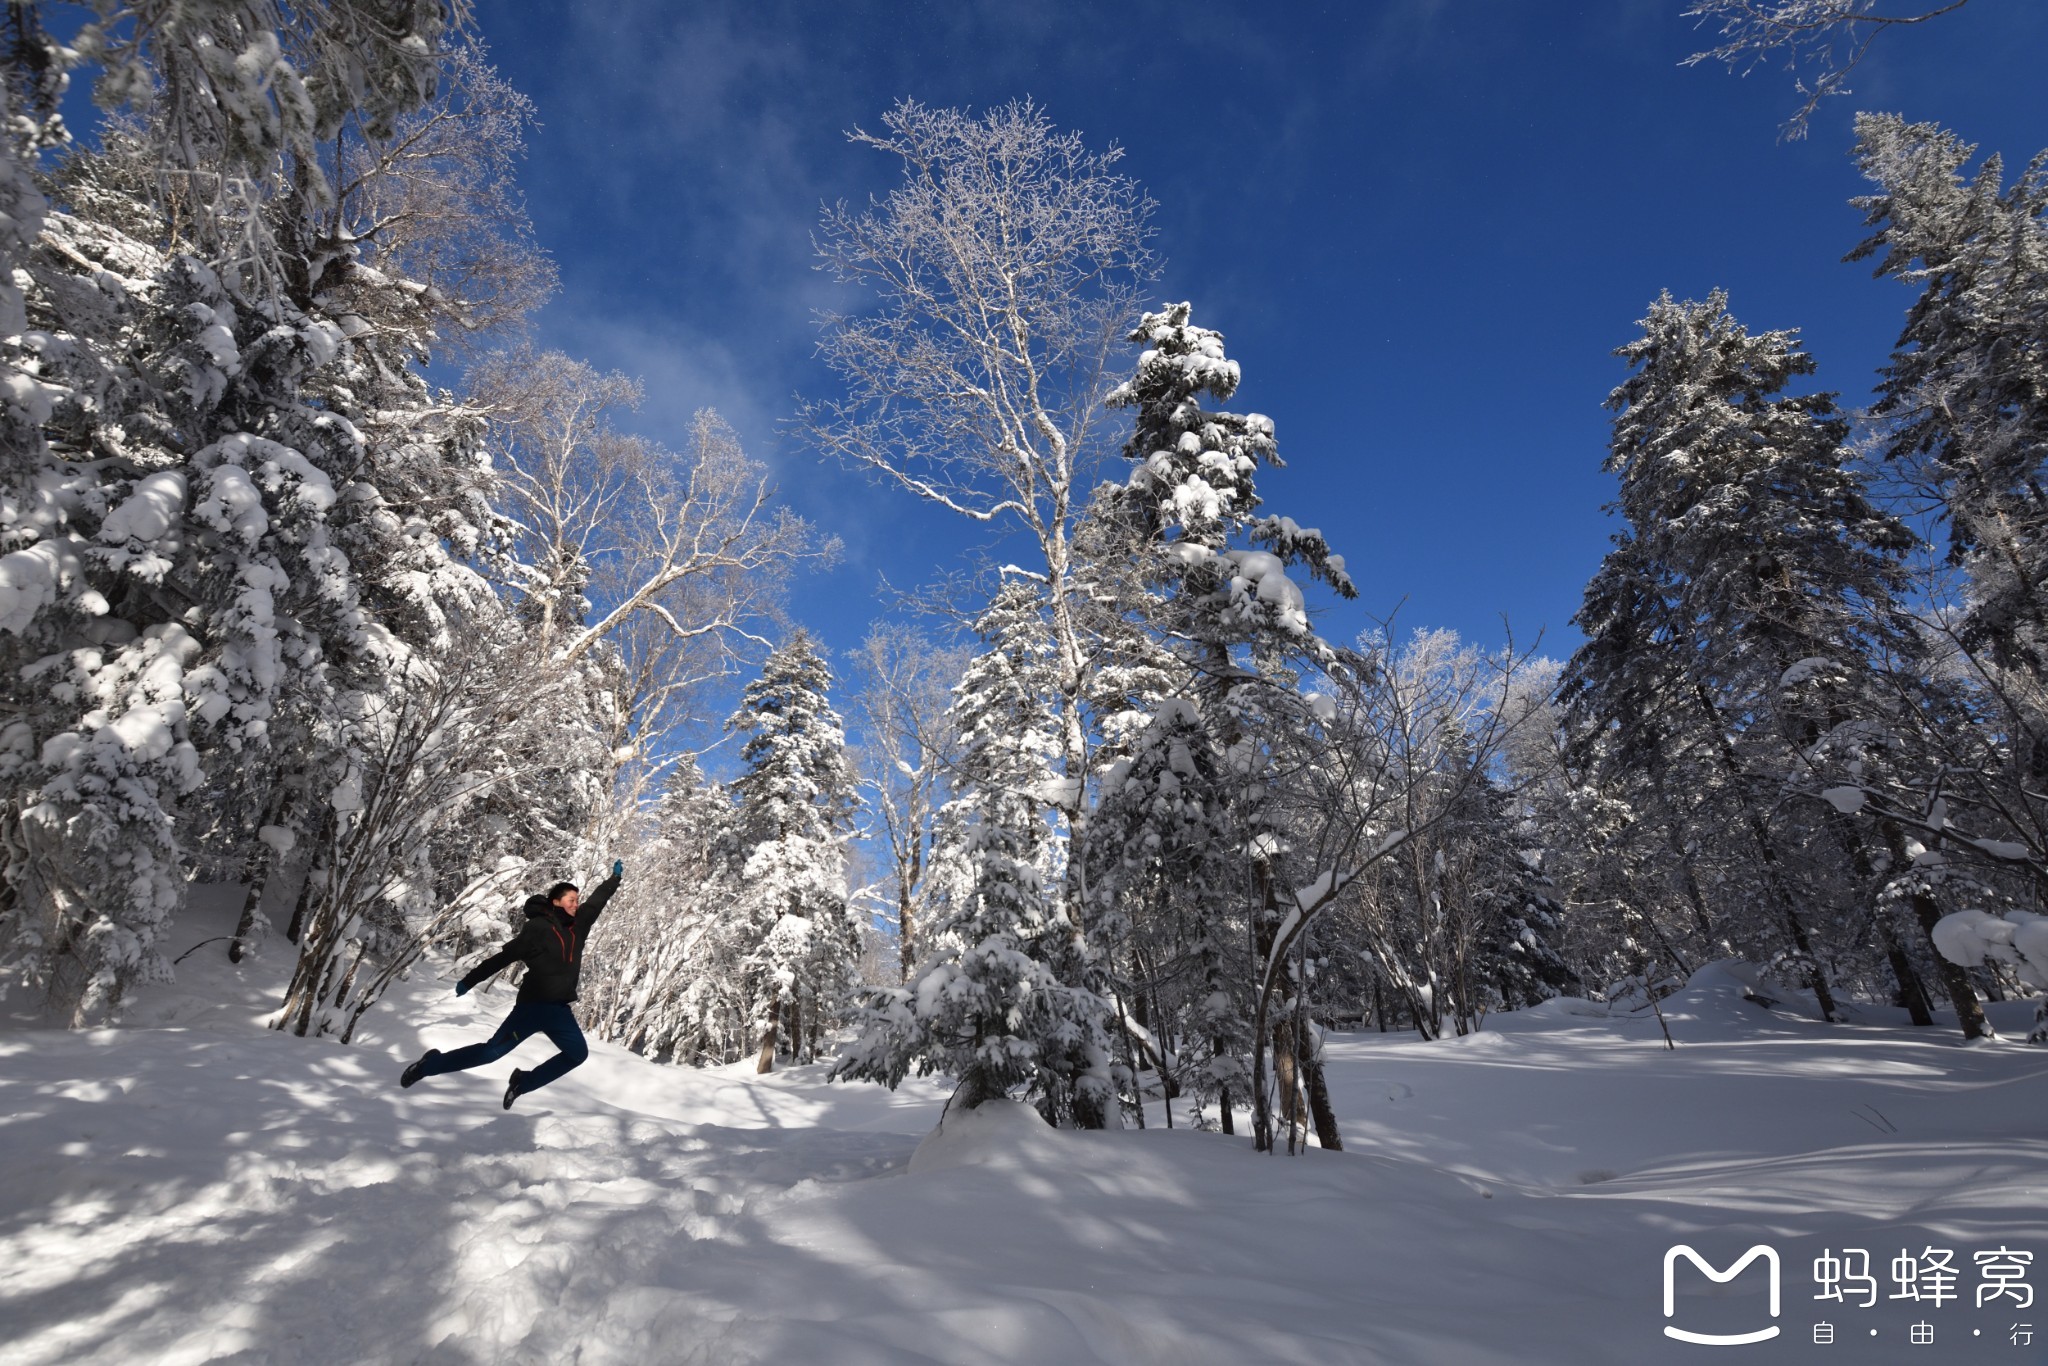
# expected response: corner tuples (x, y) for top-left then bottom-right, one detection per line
(469, 352), (826, 843)
(274, 634), (541, 1043)
(804, 99), (1155, 854)
(474, 352), (820, 666)
(1246, 627), (1550, 1151)
(848, 622), (967, 979)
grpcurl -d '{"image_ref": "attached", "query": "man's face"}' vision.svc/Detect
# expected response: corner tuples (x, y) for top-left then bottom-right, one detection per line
(554, 888), (581, 917)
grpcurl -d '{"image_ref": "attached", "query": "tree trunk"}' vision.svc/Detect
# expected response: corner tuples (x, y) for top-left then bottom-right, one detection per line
(1874, 821), (1988, 1039)
(1691, 681), (1838, 1021)
(1303, 1041), (1343, 1152)
(229, 883), (263, 963)
(1250, 857), (1282, 1150)
(755, 993), (780, 1073)
(1911, 890), (1990, 1039)
(1116, 991), (1146, 1128)
(1148, 980), (1182, 1099)
(951, 1065), (1004, 1114)
(1884, 929), (1935, 1026)
(1825, 818), (1931, 1026)
(285, 810), (332, 945)
(898, 883), (916, 981)
(1271, 1016), (1307, 1150)
(230, 788), (292, 963)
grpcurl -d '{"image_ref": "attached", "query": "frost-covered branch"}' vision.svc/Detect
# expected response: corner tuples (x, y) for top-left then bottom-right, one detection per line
(1682, 0), (1973, 138)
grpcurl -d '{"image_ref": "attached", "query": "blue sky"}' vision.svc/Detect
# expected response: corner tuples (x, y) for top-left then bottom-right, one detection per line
(478, 0), (2048, 674)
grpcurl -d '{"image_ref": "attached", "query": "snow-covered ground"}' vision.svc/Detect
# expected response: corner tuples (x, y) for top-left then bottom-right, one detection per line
(5, 891), (2047, 1364)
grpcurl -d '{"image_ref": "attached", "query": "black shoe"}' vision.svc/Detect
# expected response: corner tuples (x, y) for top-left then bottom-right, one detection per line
(503, 1068), (526, 1110)
(401, 1049), (440, 1089)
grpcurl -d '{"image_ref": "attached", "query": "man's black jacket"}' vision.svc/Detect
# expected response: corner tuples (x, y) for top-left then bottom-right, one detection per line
(459, 872), (621, 1004)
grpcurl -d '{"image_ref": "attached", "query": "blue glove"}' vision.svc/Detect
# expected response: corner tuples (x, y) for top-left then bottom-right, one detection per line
(612, 859), (623, 880)
(455, 980), (470, 997)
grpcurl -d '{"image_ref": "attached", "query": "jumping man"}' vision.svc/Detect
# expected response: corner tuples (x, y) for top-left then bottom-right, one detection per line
(400, 860), (623, 1109)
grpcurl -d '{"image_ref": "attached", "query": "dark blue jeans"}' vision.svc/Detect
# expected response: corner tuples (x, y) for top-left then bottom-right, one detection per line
(423, 1001), (589, 1093)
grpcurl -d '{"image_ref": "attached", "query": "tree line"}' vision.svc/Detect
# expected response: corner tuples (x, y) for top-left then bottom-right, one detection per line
(2, 5), (2042, 1157)
(594, 94), (2048, 1153)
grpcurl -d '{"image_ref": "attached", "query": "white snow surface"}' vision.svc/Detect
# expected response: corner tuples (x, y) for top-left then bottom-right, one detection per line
(4, 894), (2047, 1364)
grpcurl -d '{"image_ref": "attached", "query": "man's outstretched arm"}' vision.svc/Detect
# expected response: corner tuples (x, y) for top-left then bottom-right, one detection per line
(576, 862), (624, 928)
(458, 923), (538, 994)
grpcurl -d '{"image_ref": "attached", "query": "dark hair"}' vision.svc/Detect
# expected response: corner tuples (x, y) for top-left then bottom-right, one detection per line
(545, 880), (579, 904)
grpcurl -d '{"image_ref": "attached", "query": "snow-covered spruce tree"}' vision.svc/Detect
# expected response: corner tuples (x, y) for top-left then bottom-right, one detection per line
(1837, 115), (2048, 946)
(837, 582), (1115, 1122)
(0, 23), (174, 1020)
(1071, 487), (1188, 774)
(64, 1), (455, 283)
(1100, 302), (1355, 650)
(1092, 301), (1357, 1148)
(725, 632), (859, 1073)
(1552, 535), (1750, 971)
(806, 99), (1154, 936)
(1850, 115), (2048, 687)
(1087, 693), (1250, 1129)
(1562, 289), (1920, 1022)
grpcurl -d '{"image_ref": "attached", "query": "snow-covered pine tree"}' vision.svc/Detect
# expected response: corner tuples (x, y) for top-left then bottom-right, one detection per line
(1839, 115), (2048, 963)
(726, 632), (859, 1072)
(1071, 488), (1187, 774)
(1093, 301), (1358, 1147)
(1563, 289), (1919, 1022)
(1101, 301), (1355, 656)
(837, 582), (1114, 1121)
(1850, 115), (2048, 687)
(1087, 693), (1250, 1128)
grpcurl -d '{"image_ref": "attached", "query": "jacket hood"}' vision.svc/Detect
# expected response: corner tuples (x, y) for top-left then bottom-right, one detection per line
(521, 893), (569, 925)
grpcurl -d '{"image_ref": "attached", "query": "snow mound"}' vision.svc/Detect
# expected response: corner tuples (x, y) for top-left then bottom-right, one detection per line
(907, 1097), (1065, 1174)
(1480, 960), (1825, 1041)
(1502, 993), (1617, 1023)
(1648, 960), (1809, 1034)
